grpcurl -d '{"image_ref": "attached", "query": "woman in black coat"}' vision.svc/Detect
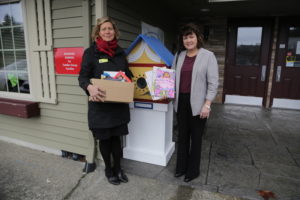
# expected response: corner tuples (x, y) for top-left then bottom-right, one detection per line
(78, 16), (131, 185)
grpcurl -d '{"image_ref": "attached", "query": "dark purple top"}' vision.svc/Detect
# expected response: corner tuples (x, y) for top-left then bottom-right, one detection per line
(179, 55), (196, 93)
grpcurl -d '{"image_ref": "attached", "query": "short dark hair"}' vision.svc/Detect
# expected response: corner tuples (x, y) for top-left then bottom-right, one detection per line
(178, 23), (204, 51)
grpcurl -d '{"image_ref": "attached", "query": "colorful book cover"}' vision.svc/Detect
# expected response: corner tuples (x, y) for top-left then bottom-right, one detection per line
(153, 67), (175, 98)
(113, 71), (131, 82)
(145, 70), (161, 100)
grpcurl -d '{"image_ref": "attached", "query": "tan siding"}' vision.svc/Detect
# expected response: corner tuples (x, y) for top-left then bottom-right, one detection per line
(116, 21), (140, 35)
(56, 75), (80, 85)
(52, 0), (84, 48)
(91, 0), (96, 27)
(36, 116), (88, 131)
(49, 0), (92, 159)
(118, 40), (134, 49)
(52, 7), (82, 19)
(39, 102), (87, 114)
(52, 17), (83, 29)
(108, 8), (140, 26)
(0, 114), (89, 133)
(54, 38), (84, 48)
(107, 0), (141, 49)
(0, 129), (89, 155)
(53, 27), (83, 39)
(57, 94), (87, 105)
(52, 0), (82, 9)
(0, 122), (89, 147)
(56, 85), (85, 96)
(107, 0), (176, 54)
(0, 115), (88, 139)
(0, 0), (93, 161)
(40, 109), (88, 123)
(119, 31), (139, 42)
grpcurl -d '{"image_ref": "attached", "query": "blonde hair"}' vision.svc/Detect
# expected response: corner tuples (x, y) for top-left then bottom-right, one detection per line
(91, 16), (120, 41)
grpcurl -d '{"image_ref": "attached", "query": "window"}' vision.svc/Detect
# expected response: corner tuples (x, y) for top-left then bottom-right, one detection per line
(236, 27), (262, 66)
(0, 1), (30, 94)
(286, 26), (300, 67)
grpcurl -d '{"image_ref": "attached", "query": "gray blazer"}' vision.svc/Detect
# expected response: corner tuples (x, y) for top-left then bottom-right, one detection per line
(172, 48), (219, 116)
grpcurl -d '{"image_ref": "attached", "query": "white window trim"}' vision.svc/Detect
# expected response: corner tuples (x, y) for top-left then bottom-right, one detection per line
(0, 0), (37, 102)
(95, 0), (107, 19)
(1, 0), (57, 104)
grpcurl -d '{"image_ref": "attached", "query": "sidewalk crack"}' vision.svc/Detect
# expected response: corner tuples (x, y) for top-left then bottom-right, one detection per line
(63, 173), (86, 200)
(205, 142), (213, 185)
(286, 147), (300, 167)
(260, 119), (278, 145)
(246, 145), (261, 187)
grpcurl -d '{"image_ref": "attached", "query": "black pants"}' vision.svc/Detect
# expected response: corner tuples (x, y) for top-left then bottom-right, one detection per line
(99, 136), (122, 176)
(176, 93), (207, 178)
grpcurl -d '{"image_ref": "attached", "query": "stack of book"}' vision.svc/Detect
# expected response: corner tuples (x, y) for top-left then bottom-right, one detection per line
(145, 66), (175, 100)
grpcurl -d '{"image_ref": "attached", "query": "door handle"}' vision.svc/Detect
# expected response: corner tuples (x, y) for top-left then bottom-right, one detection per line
(276, 66), (282, 82)
(261, 65), (266, 81)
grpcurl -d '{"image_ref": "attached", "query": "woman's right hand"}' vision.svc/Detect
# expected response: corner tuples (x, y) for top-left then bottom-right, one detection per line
(87, 84), (106, 102)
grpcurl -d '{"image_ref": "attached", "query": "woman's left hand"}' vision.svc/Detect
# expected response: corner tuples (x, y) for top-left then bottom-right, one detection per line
(200, 105), (210, 119)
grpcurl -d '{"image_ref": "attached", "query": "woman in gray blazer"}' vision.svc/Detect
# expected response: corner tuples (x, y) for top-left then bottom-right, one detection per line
(173, 23), (219, 182)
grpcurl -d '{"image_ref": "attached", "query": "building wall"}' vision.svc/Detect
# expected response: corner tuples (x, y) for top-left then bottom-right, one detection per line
(265, 18), (279, 107)
(107, 0), (175, 50)
(0, 0), (93, 161)
(107, 0), (141, 48)
(0, 0), (225, 161)
(202, 17), (227, 103)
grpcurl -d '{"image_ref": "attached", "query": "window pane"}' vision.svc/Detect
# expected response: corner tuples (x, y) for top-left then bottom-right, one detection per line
(16, 51), (27, 71)
(4, 51), (16, 70)
(6, 72), (19, 92)
(236, 27), (262, 66)
(1, 28), (13, 49)
(0, 51), (4, 70)
(14, 27), (25, 49)
(0, 4), (11, 27)
(0, 2), (28, 95)
(286, 26), (300, 67)
(10, 3), (23, 25)
(18, 72), (30, 93)
(0, 72), (8, 91)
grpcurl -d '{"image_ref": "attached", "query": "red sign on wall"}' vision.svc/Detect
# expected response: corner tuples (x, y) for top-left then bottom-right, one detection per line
(54, 47), (84, 74)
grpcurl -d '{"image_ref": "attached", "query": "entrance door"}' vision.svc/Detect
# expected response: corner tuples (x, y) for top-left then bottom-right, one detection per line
(271, 18), (300, 101)
(224, 19), (273, 105)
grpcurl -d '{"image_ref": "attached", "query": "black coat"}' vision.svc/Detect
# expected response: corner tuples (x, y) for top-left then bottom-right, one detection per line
(78, 43), (132, 129)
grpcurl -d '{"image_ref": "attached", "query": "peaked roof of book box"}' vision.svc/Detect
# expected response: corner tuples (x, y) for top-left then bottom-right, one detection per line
(125, 34), (174, 66)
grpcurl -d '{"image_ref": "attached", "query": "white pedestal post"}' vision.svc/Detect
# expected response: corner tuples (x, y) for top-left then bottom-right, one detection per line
(124, 101), (175, 166)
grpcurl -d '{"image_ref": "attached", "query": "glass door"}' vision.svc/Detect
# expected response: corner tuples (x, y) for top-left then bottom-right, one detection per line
(272, 18), (300, 100)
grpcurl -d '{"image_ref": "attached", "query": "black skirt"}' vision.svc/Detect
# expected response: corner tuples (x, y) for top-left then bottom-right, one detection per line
(90, 124), (129, 140)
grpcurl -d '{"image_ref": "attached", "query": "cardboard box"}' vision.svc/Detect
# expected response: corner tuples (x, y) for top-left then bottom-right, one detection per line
(90, 79), (134, 103)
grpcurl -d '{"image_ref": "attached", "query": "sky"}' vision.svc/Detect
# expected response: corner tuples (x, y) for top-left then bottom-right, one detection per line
(237, 27), (262, 46)
(0, 3), (23, 25)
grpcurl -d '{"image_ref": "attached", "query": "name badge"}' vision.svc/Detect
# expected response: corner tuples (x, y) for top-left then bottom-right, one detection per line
(99, 58), (108, 63)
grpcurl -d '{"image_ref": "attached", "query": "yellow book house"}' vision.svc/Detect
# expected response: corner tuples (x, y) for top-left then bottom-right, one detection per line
(125, 34), (174, 102)
(123, 35), (175, 166)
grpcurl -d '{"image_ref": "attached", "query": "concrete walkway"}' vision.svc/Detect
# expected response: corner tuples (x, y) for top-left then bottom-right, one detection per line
(0, 140), (242, 200)
(122, 104), (300, 200)
(1, 104), (300, 200)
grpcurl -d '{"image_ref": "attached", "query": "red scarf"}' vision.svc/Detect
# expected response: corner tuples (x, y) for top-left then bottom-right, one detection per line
(96, 37), (117, 57)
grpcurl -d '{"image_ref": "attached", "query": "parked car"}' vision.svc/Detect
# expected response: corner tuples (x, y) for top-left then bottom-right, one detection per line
(0, 59), (30, 93)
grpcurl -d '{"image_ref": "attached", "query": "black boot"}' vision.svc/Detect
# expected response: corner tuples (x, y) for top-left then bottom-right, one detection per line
(82, 162), (96, 173)
(174, 172), (185, 178)
(116, 169), (129, 183)
(105, 168), (120, 185)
